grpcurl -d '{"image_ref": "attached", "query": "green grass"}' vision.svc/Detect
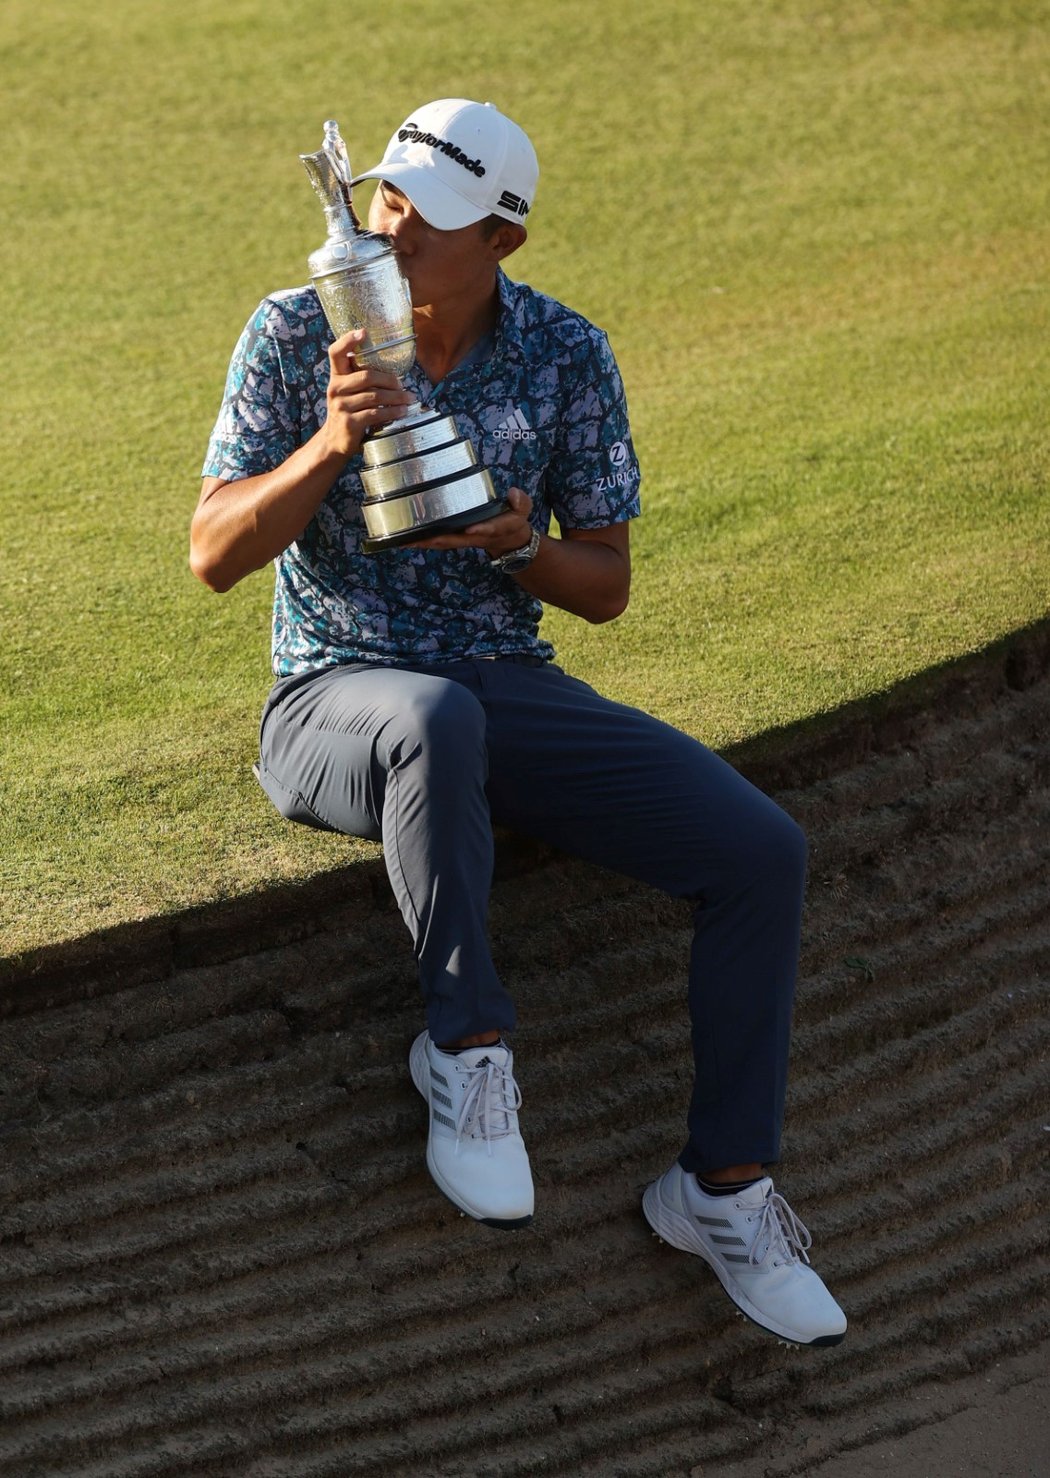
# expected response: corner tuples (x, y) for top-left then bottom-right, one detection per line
(2, 0), (1047, 956)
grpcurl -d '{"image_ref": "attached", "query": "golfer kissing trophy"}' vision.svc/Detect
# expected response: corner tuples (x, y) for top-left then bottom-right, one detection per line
(300, 120), (505, 553)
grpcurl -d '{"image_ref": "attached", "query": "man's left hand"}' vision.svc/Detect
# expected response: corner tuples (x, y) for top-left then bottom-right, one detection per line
(405, 486), (535, 557)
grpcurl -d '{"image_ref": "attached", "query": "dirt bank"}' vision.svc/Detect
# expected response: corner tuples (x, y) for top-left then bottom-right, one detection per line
(0, 623), (1047, 1476)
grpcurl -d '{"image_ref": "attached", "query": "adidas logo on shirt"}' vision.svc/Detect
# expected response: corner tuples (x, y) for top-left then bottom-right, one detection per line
(493, 407), (537, 441)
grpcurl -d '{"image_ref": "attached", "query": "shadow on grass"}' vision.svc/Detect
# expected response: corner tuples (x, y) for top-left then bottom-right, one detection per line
(3, 616), (1047, 1017)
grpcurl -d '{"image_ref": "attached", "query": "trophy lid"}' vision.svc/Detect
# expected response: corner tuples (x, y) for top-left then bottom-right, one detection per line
(301, 119), (391, 260)
(300, 120), (356, 221)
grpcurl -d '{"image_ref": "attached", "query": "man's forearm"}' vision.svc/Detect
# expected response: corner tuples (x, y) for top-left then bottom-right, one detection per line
(189, 433), (349, 593)
(512, 529), (630, 624)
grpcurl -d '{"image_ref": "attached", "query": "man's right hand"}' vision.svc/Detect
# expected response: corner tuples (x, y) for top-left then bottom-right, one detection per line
(321, 329), (415, 460)
(190, 329), (415, 593)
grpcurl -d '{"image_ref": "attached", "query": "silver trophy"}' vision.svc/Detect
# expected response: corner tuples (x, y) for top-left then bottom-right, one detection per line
(300, 120), (505, 553)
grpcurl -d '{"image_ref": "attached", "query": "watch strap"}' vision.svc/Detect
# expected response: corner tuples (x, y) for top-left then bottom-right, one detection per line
(489, 527), (541, 573)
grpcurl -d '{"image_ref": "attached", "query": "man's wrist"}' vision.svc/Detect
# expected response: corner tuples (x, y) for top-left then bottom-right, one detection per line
(489, 527), (541, 574)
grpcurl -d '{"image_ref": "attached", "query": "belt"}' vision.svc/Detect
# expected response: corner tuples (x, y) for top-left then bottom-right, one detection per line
(471, 654), (545, 666)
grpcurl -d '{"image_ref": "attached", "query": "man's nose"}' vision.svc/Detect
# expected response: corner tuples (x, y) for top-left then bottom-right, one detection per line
(384, 201), (421, 250)
(386, 215), (412, 250)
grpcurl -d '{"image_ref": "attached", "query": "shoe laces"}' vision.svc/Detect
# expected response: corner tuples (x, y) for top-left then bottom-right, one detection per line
(455, 1057), (522, 1154)
(748, 1191), (813, 1269)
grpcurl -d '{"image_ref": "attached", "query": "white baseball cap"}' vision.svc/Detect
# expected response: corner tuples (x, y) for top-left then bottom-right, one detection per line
(351, 98), (538, 231)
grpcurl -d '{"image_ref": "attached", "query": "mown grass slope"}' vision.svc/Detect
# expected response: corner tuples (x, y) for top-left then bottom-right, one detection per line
(1, 0), (1047, 954)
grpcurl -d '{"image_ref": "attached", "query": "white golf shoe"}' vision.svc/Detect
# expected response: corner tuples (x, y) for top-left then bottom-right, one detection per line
(643, 1162), (846, 1346)
(409, 1031), (534, 1229)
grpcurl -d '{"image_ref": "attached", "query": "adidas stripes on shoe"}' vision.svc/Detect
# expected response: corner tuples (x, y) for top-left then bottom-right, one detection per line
(642, 1162), (846, 1346)
(409, 1031), (534, 1229)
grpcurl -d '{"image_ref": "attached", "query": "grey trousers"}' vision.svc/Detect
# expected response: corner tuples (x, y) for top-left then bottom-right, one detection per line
(257, 658), (807, 1171)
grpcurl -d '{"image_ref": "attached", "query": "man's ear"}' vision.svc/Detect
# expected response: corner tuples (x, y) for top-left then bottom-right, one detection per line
(487, 222), (528, 263)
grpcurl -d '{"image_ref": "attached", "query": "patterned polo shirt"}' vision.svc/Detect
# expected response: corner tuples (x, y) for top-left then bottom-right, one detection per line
(203, 268), (641, 674)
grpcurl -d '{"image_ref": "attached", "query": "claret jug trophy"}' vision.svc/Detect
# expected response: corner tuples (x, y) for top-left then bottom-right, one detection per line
(300, 120), (504, 552)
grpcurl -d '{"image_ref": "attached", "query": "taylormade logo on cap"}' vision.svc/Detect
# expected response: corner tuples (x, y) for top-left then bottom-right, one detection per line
(395, 123), (488, 178)
(351, 98), (539, 232)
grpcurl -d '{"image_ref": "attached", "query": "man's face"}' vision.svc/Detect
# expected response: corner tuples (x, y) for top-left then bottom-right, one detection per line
(367, 182), (494, 310)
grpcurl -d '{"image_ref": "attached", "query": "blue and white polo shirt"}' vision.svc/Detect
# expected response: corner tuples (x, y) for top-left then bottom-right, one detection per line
(203, 268), (641, 674)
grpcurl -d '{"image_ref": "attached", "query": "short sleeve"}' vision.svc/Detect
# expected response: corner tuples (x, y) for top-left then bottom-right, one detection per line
(201, 300), (303, 481)
(546, 330), (642, 531)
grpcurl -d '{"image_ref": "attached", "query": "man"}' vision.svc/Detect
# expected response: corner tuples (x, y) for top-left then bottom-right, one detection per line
(191, 98), (846, 1347)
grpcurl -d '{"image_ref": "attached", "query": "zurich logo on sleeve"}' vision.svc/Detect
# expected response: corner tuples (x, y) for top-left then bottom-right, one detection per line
(594, 439), (638, 493)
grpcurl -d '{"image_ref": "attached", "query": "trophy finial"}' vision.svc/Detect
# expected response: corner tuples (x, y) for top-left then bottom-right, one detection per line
(300, 119), (359, 231)
(322, 119), (352, 192)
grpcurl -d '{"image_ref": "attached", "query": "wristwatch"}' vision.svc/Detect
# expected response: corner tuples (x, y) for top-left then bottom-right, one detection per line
(489, 527), (541, 574)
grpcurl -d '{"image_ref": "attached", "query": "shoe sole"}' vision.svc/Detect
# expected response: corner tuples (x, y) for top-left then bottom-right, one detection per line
(409, 1035), (533, 1231)
(642, 1181), (845, 1347)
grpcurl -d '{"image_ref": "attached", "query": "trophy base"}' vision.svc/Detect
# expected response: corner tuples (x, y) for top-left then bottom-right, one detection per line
(361, 498), (507, 554)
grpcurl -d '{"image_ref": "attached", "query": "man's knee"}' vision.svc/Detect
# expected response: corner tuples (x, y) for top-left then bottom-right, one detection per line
(388, 679), (486, 771)
(771, 806), (808, 880)
(742, 801), (807, 890)
(707, 794), (807, 900)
